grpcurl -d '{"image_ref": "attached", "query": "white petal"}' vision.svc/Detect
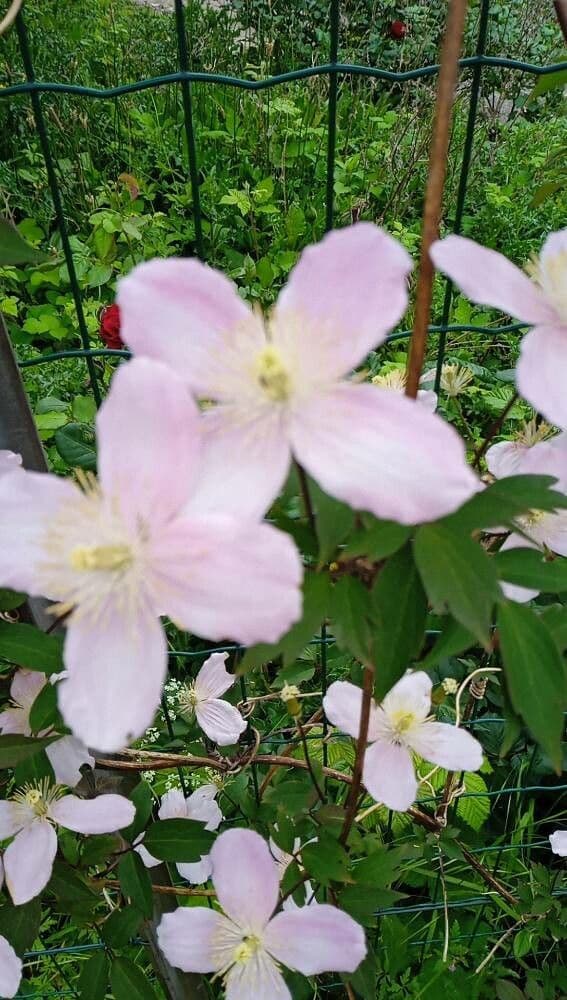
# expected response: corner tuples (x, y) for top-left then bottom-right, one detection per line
(265, 903), (367, 975)
(382, 672), (432, 724)
(4, 821), (57, 905)
(158, 789), (188, 821)
(49, 794), (135, 834)
(157, 908), (227, 973)
(186, 787), (222, 831)
(46, 736), (94, 788)
(549, 831), (567, 857)
(0, 935), (22, 999)
(134, 840), (161, 869)
(323, 681), (382, 742)
(194, 652), (234, 700)
(0, 802), (28, 840)
(176, 856), (213, 884)
(362, 740), (417, 811)
(210, 829), (279, 933)
(408, 721), (483, 772)
(225, 950), (291, 1000)
(195, 699), (247, 746)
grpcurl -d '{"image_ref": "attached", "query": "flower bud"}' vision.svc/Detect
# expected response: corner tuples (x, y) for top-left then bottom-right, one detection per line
(99, 304), (124, 350)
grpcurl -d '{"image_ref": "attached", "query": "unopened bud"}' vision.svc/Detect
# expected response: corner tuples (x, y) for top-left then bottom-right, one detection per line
(442, 677), (459, 695)
(280, 683), (301, 717)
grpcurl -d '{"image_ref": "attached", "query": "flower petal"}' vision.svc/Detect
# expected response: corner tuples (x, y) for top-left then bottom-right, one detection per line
(210, 828), (279, 932)
(486, 441), (529, 479)
(10, 669), (46, 711)
(185, 406), (291, 520)
(0, 470), (77, 595)
(196, 699), (247, 746)
(58, 610), (167, 752)
(97, 358), (201, 525)
(0, 708), (29, 737)
(276, 223), (412, 376)
(430, 236), (555, 325)
(118, 257), (256, 397)
(0, 451), (22, 477)
(498, 533), (540, 604)
(46, 736), (94, 788)
(186, 787), (223, 830)
(135, 841), (161, 869)
(517, 326), (567, 429)
(290, 383), (479, 525)
(176, 856), (213, 884)
(0, 802), (28, 840)
(0, 935), (22, 999)
(158, 789), (188, 821)
(152, 514), (302, 645)
(194, 652), (234, 700)
(408, 722), (483, 772)
(49, 794), (135, 834)
(224, 951), (291, 1000)
(362, 740), (417, 811)
(157, 907), (226, 973)
(382, 671), (432, 725)
(323, 681), (381, 742)
(549, 830), (567, 857)
(4, 821), (57, 904)
(265, 903), (366, 975)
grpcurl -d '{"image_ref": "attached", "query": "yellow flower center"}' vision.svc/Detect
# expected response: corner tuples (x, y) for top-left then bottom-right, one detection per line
(520, 509), (546, 529)
(371, 369), (406, 392)
(14, 780), (64, 819)
(233, 936), (261, 965)
(70, 544), (133, 572)
(390, 710), (417, 735)
(255, 346), (291, 403)
(178, 683), (199, 718)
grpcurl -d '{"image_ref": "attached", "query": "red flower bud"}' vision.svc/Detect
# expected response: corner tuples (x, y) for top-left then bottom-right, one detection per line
(389, 19), (407, 40)
(99, 304), (124, 350)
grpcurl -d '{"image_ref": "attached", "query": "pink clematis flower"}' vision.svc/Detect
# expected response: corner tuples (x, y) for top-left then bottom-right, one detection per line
(430, 229), (567, 429)
(0, 358), (302, 752)
(0, 670), (94, 787)
(0, 782), (134, 904)
(549, 830), (567, 857)
(0, 452), (21, 478)
(178, 653), (247, 746)
(486, 432), (567, 603)
(0, 860), (22, 999)
(118, 223), (479, 526)
(324, 672), (483, 812)
(136, 784), (222, 883)
(158, 828), (366, 999)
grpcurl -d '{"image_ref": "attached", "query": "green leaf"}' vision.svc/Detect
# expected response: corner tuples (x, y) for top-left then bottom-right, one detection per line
(0, 217), (48, 265)
(110, 957), (159, 1000)
(103, 907), (144, 948)
(541, 605), (567, 651)
(55, 422), (97, 471)
(0, 589), (25, 611)
(29, 680), (58, 734)
(121, 780), (154, 841)
(371, 543), (427, 699)
(414, 524), (500, 644)
(0, 897), (41, 952)
(0, 734), (57, 768)
(79, 834), (120, 868)
(77, 951), (109, 1000)
(118, 852), (153, 918)
(240, 572), (330, 672)
(0, 622), (64, 673)
(495, 548), (567, 593)
(420, 617), (476, 668)
(302, 833), (350, 886)
(495, 981), (526, 1000)
(341, 518), (411, 562)
(311, 480), (355, 564)
(354, 845), (417, 887)
(142, 818), (214, 862)
(331, 576), (374, 664)
(456, 771), (490, 831)
(72, 395), (97, 423)
(447, 476), (567, 533)
(345, 950), (378, 999)
(531, 67), (567, 98)
(498, 602), (566, 770)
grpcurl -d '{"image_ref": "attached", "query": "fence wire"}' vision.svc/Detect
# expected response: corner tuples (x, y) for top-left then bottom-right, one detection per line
(1, 0), (566, 995)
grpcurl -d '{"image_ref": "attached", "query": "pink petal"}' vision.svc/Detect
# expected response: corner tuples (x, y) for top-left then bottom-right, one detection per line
(0, 855), (3, 890)
(291, 383), (479, 525)
(323, 681), (381, 742)
(151, 514), (302, 645)
(0, 934), (22, 999)
(276, 223), (412, 376)
(265, 903), (366, 975)
(0, 802), (27, 840)
(46, 736), (94, 788)
(498, 533), (540, 604)
(97, 358), (201, 526)
(224, 952), (291, 1000)
(194, 652), (234, 700)
(135, 841), (161, 869)
(408, 721), (483, 772)
(486, 441), (530, 479)
(0, 451), (22, 477)
(157, 907), (226, 973)
(185, 406), (291, 520)
(186, 787), (222, 830)
(158, 789), (188, 821)
(549, 831), (567, 857)
(362, 740), (417, 811)
(4, 821), (57, 904)
(516, 433), (567, 495)
(517, 326), (567, 429)
(58, 610), (167, 752)
(196, 699), (247, 746)
(176, 856), (213, 884)
(210, 828), (279, 932)
(118, 257), (255, 397)
(49, 794), (135, 833)
(0, 470), (76, 595)
(382, 671), (432, 724)
(417, 389), (438, 412)
(540, 227), (567, 267)
(0, 708), (29, 737)
(430, 236), (555, 325)
(11, 669), (46, 710)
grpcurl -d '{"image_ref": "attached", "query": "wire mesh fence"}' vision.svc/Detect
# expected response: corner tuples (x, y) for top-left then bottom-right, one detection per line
(1, 0), (566, 995)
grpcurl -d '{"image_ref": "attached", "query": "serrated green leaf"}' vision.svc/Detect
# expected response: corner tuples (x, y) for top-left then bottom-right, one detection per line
(302, 833), (350, 885)
(498, 602), (566, 770)
(77, 950), (109, 1000)
(118, 852), (153, 918)
(371, 543), (426, 698)
(142, 818), (214, 862)
(110, 957), (159, 1000)
(55, 422), (96, 471)
(456, 771), (490, 831)
(414, 524), (500, 644)
(0, 622), (63, 673)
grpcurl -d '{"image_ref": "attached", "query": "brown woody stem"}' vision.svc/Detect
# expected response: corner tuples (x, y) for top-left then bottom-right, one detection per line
(340, 664), (375, 845)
